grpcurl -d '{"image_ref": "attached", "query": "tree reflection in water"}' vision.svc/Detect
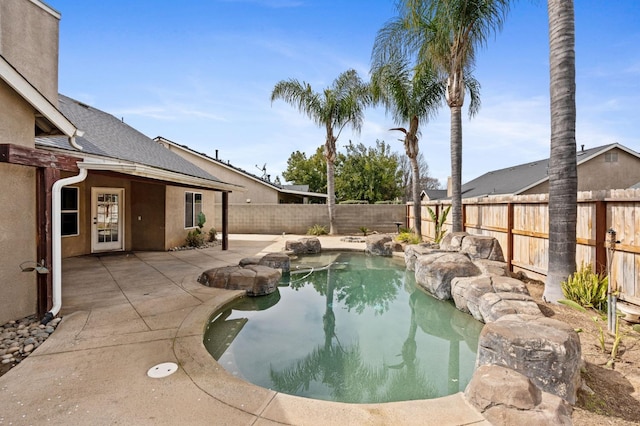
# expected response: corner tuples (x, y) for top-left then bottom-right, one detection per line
(206, 253), (482, 403)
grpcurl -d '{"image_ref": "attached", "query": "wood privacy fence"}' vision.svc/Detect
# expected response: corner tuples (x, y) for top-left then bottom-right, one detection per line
(410, 189), (640, 306)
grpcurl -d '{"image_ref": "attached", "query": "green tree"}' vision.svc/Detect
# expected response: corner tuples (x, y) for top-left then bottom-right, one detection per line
(376, 0), (509, 232)
(544, 0), (577, 303)
(271, 70), (371, 234)
(370, 57), (445, 236)
(335, 140), (403, 203)
(282, 146), (327, 194)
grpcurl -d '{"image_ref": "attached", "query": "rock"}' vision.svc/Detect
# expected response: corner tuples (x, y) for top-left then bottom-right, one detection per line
(238, 256), (261, 267)
(414, 252), (481, 300)
(466, 365), (572, 426)
(476, 315), (582, 404)
(460, 234), (505, 261)
(23, 344), (34, 353)
(365, 234), (393, 256)
(404, 244), (440, 271)
(259, 253), (291, 273)
(472, 259), (509, 276)
(198, 265), (281, 296)
(478, 292), (542, 323)
(386, 240), (404, 253)
(452, 276), (492, 318)
(285, 237), (321, 254)
(439, 232), (467, 251)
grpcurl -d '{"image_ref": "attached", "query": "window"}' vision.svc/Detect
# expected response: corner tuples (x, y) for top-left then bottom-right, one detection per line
(61, 186), (79, 236)
(605, 152), (618, 163)
(185, 192), (203, 228)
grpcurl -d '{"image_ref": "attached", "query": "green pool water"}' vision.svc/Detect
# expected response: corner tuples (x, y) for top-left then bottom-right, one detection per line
(204, 252), (483, 404)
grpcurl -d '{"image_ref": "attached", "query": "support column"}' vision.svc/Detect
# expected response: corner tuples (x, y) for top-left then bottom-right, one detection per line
(36, 167), (59, 317)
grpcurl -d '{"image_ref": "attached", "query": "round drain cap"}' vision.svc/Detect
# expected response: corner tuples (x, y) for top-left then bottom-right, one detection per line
(147, 362), (178, 378)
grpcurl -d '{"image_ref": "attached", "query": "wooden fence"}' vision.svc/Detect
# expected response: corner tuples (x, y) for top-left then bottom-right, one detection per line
(410, 189), (640, 306)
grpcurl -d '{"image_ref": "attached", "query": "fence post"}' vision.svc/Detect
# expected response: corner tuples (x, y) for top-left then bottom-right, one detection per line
(507, 202), (514, 273)
(594, 200), (607, 274)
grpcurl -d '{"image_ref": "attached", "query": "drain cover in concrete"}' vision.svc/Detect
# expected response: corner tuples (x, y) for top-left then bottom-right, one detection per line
(147, 362), (178, 378)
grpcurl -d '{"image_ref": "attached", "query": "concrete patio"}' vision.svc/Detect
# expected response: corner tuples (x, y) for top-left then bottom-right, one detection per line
(0, 235), (488, 425)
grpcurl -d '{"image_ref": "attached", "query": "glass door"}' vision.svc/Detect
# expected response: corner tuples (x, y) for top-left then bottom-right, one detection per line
(91, 188), (124, 252)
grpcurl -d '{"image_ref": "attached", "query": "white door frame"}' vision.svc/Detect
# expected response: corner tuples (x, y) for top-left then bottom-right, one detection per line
(91, 187), (125, 253)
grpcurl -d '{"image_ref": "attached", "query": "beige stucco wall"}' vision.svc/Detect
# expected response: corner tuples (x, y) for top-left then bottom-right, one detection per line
(0, 81), (36, 147)
(523, 148), (640, 195)
(165, 186), (216, 249)
(0, 0), (60, 104)
(163, 145), (277, 204)
(0, 163), (37, 324)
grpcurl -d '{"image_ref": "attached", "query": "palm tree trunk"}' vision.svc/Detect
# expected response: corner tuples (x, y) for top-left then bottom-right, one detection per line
(327, 159), (337, 235)
(544, 0), (577, 303)
(410, 155), (422, 237)
(450, 105), (463, 233)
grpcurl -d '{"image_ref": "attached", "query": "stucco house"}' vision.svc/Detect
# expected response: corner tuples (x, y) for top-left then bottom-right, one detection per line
(0, 0), (240, 325)
(154, 136), (327, 206)
(458, 143), (640, 198)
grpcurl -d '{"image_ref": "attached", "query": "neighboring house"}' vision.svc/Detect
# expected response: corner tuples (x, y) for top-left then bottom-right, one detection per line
(0, 0), (240, 325)
(154, 137), (327, 204)
(420, 189), (448, 201)
(460, 143), (640, 198)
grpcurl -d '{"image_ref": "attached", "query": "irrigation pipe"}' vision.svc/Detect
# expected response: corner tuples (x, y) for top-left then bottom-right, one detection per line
(606, 229), (619, 335)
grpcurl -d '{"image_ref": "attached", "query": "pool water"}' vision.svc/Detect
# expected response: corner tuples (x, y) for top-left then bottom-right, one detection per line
(204, 252), (483, 404)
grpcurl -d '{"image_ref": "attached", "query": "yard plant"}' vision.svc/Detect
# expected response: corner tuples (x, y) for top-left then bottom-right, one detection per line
(561, 262), (608, 312)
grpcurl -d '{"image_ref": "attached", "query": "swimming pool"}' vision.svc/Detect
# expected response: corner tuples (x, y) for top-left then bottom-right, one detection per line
(204, 252), (483, 404)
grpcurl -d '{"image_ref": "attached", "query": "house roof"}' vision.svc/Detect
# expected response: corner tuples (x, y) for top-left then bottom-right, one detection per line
(0, 54), (77, 138)
(154, 136), (327, 199)
(421, 189), (448, 200)
(36, 95), (242, 192)
(460, 143), (640, 198)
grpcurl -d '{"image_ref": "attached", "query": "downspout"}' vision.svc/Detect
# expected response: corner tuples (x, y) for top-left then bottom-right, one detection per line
(69, 130), (85, 151)
(41, 163), (88, 324)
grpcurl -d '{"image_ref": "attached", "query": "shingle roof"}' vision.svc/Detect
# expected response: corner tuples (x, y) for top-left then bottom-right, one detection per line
(421, 189), (448, 200)
(36, 94), (224, 183)
(460, 143), (635, 198)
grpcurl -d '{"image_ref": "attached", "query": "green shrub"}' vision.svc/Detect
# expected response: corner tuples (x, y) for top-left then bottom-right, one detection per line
(561, 262), (608, 312)
(396, 232), (422, 245)
(339, 200), (369, 204)
(307, 224), (328, 236)
(208, 227), (217, 242)
(399, 226), (412, 234)
(359, 226), (370, 236)
(374, 200), (400, 204)
(186, 229), (205, 247)
(427, 205), (450, 244)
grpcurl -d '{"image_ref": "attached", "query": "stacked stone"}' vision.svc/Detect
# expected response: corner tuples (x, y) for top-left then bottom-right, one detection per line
(0, 315), (61, 367)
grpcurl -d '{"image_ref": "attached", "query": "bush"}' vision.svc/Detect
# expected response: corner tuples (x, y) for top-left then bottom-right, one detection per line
(374, 200), (401, 204)
(561, 262), (608, 312)
(396, 232), (422, 245)
(208, 227), (217, 242)
(359, 226), (370, 236)
(307, 224), (328, 236)
(185, 229), (206, 247)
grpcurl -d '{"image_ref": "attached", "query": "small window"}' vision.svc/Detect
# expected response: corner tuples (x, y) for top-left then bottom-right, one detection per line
(605, 152), (618, 163)
(61, 186), (79, 236)
(185, 192), (203, 228)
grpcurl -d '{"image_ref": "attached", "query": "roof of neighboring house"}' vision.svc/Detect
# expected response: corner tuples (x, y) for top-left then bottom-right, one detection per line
(154, 136), (327, 199)
(0, 54), (77, 138)
(421, 189), (448, 200)
(630, 181), (640, 189)
(36, 95), (241, 191)
(460, 143), (640, 198)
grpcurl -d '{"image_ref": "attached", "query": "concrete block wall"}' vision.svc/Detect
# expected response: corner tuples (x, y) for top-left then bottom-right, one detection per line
(218, 204), (406, 235)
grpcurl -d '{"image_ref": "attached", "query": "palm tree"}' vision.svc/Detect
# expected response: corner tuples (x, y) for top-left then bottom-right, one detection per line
(370, 58), (445, 237)
(271, 70), (371, 234)
(543, 0), (577, 303)
(376, 0), (509, 232)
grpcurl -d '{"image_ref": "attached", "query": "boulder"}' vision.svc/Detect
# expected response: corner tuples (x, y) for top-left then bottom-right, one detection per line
(285, 237), (321, 254)
(198, 264), (281, 296)
(451, 276), (493, 319)
(414, 252), (480, 300)
(476, 315), (582, 404)
(365, 234), (393, 256)
(465, 365), (572, 426)
(478, 292), (542, 323)
(404, 244), (440, 271)
(460, 234), (505, 261)
(259, 253), (291, 273)
(472, 258), (509, 276)
(439, 232), (467, 251)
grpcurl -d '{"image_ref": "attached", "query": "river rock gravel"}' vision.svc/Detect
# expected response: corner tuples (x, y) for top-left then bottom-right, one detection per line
(0, 315), (61, 376)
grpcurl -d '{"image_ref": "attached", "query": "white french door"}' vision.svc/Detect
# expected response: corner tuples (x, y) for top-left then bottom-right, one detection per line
(91, 188), (125, 252)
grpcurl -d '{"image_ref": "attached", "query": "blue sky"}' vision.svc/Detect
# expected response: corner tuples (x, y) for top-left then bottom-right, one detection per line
(51, 0), (640, 187)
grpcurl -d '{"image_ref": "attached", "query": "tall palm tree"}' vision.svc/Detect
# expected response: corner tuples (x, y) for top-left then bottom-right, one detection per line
(271, 70), (371, 235)
(376, 0), (509, 232)
(543, 0), (577, 303)
(370, 58), (446, 237)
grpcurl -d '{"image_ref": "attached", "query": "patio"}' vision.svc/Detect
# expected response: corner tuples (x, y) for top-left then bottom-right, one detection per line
(0, 235), (487, 425)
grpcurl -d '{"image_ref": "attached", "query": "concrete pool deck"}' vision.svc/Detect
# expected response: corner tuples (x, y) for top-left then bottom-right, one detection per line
(0, 235), (489, 425)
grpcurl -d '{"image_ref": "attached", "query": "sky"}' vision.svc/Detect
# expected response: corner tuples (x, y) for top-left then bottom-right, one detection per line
(50, 0), (640, 187)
